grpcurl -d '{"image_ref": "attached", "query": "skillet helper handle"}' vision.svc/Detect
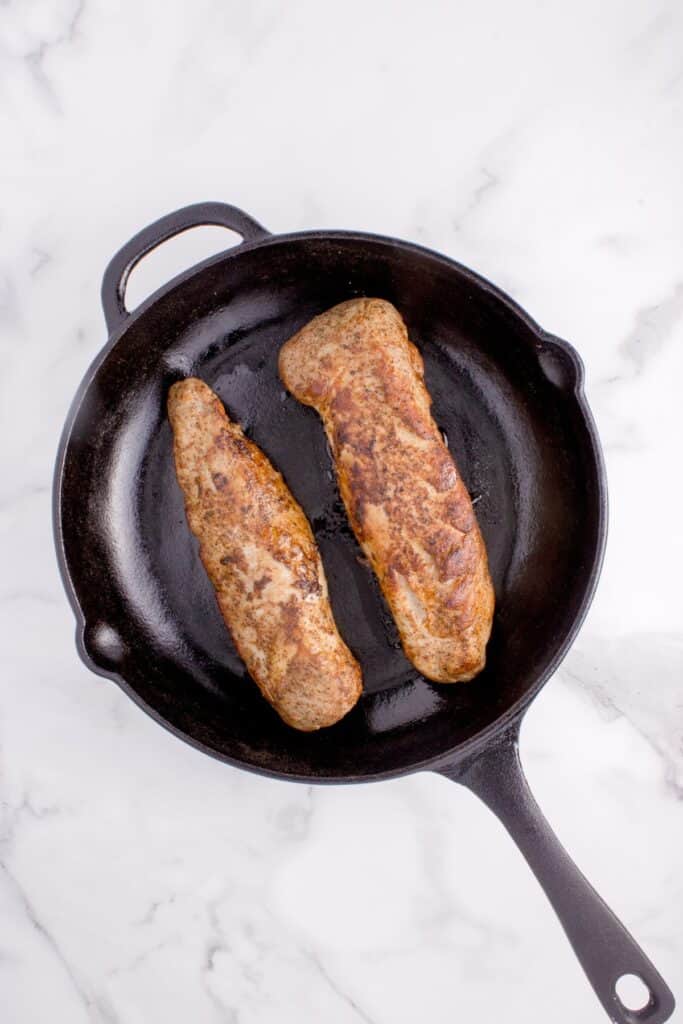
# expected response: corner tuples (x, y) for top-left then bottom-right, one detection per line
(101, 202), (270, 333)
(439, 724), (675, 1024)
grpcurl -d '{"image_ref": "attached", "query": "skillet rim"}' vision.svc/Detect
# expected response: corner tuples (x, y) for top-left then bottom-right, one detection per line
(53, 227), (609, 783)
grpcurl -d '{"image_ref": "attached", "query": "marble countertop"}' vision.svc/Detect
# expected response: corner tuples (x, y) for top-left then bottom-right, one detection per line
(2, 1), (682, 1021)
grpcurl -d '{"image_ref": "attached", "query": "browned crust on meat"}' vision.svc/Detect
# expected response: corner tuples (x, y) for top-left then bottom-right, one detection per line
(168, 377), (362, 730)
(278, 299), (495, 683)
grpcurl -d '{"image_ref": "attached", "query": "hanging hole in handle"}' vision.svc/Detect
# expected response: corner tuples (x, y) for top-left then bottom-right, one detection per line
(615, 974), (652, 1013)
(123, 225), (245, 314)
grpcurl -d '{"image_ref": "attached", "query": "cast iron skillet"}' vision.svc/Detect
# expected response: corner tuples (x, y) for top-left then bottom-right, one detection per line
(54, 202), (674, 1023)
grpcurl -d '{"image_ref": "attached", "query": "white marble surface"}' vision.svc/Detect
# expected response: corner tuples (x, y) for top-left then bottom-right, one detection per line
(2, 1), (682, 1021)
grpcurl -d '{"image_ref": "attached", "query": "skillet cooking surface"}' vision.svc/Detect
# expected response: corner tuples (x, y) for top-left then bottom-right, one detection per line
(59, 234), (603, 779)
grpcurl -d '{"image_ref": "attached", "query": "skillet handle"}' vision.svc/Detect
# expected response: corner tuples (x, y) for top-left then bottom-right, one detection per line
(438, 723), (675, 1024)
(101, 201), (270, 333)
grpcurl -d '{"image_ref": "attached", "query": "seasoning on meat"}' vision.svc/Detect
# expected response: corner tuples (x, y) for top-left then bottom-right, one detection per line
(279, 299), (494, 683)
(168, 378), (362, 729)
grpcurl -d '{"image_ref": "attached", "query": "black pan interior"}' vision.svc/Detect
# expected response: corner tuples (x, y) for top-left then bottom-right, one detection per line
(58, 235), (604, 779)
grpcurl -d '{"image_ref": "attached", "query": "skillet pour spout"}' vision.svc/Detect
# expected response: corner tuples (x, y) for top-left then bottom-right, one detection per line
(54, 202), (675, 1024)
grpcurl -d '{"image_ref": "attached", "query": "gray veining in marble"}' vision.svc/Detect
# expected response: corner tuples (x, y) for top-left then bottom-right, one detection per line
(1, 1), (682, 1021)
